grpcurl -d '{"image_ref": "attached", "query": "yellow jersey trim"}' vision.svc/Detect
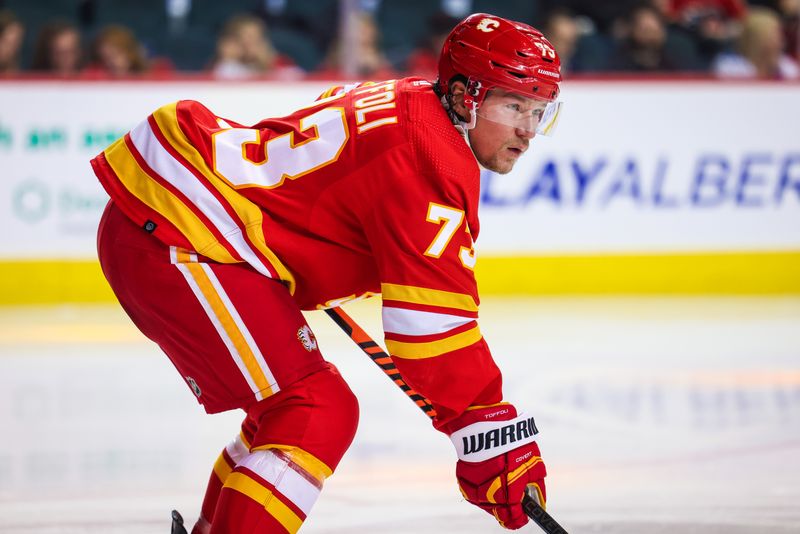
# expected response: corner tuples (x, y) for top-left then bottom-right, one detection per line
(381, 283), (479, 312)
(151, 103), (298, 293)
(386, 325), (482, 359)
(104, 136), (238, 262)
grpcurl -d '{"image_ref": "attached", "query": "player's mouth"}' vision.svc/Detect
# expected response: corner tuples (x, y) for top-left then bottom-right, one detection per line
(506, 145), (527, 157)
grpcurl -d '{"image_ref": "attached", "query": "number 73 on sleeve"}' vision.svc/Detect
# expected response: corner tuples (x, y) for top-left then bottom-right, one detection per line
(423, 202), (476, 270)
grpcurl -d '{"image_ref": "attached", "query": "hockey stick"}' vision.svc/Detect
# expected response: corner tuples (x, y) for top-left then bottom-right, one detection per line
(325, 306), (569, 534)
(170, 510), (188, 534)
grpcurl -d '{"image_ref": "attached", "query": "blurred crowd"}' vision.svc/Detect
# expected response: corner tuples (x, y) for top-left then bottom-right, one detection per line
(1, 0), (798, 80)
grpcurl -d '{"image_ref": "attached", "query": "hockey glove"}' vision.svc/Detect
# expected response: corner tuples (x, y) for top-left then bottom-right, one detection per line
(446, 404), (546, 530)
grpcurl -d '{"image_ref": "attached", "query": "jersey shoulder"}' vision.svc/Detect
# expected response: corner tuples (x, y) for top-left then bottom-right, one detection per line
(396, 78), (480, 200)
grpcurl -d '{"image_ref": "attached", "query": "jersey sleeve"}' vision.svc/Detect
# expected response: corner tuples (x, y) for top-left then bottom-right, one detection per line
(361, 144), (503, 431)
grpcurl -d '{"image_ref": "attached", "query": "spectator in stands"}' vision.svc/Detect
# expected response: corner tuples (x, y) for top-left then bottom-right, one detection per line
(211, 30), (248, 79)
(86, 25), (149, 77)
(210, 14), (302, 80)
(405, 11), (459, 79)
(748, 0), (800, 58)
(310, 11), (396, 79)
(547, 0), (636, 35)
(0, 10), (24, 75)
(31, 21), (83, 76)
(712, 6), (800, 78)
(657, 0), (747, 67)
(776, 0), (799, 60)
(610, 3), (703, 71)
(542, 8), (582, 74)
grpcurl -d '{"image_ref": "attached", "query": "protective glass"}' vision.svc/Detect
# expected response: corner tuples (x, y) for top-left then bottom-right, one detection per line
(476, 94), (563, 136)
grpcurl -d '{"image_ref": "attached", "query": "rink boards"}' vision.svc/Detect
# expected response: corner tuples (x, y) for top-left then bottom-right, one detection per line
(0, 79), (798, 303)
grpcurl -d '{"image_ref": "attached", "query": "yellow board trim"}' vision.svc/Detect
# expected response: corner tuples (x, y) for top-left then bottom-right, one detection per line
(0, 260), (114, 305)
(1, 251), (799, 305)
(381, 283), (479, 312)
(224, 471), (303, 533)
(386, 325), (482, 359)
(474, 252), (800, 295)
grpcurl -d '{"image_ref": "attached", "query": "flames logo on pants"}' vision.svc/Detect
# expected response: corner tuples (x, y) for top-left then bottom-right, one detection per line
(297, 325), (318, 352)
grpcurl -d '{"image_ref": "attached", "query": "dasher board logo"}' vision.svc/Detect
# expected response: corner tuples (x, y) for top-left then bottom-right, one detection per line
(297, 325), (318, 352)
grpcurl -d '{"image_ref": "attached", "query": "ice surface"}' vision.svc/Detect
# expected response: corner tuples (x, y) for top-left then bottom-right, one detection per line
(1, 297), (798, 533)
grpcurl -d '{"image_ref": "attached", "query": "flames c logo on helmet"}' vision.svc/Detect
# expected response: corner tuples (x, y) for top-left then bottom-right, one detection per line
(476, 18), (500, 33)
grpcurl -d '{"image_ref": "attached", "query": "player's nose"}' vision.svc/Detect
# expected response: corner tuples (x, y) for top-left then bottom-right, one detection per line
(515, 126), (535, 140)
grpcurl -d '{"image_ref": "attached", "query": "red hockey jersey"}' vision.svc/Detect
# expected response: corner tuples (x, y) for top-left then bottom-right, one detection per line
(91, 77), (503, 427)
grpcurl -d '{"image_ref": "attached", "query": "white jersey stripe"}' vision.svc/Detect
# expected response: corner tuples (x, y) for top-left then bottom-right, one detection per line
(173, 262), (264, 400)
(383, 306), (474, 336)
(200, 263), (279, 392)
(129, 120), (273, 279)
(226, 434), (250, 464)
(238, 450), (321, 516)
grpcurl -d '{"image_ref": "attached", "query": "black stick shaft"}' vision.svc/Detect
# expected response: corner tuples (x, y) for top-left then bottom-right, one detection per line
(325, 306), (569, 533)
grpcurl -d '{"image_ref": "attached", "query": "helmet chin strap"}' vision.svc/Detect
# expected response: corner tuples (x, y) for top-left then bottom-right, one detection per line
(463, 77), (484, 130)
(438, 80), (486, 169)
(459, 81), (485, 168)
(464, 101), (478, 130)
(454, 107), (476, 136)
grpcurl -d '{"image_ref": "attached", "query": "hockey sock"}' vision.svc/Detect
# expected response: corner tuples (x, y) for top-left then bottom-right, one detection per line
(194, 431), (250, 532)
(209, 448), (324, 534)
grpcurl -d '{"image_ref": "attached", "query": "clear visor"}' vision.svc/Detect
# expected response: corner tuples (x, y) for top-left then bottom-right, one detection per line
(475, 95), (563, 136)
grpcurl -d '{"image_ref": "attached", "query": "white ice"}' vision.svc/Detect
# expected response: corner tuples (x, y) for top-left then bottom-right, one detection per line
(1, 297), (798, 533)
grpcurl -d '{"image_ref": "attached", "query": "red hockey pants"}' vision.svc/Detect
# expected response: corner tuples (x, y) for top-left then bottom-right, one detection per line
(97, 201), (359, 533)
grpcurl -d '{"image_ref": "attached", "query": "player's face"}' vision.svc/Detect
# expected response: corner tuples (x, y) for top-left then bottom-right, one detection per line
(469, 89), (547, 174)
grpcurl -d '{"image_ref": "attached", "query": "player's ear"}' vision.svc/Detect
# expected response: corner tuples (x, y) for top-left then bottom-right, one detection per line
(449, 81), (472, 122)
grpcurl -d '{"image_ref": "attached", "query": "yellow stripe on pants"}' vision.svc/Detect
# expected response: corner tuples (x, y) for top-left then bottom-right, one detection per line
(182, 262), (274, 397)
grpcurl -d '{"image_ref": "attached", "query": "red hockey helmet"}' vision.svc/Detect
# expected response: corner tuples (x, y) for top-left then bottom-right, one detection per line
(438, 13), (562, 108)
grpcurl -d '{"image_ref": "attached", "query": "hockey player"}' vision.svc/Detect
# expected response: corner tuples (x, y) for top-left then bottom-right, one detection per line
(92, 12), (562, 533)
